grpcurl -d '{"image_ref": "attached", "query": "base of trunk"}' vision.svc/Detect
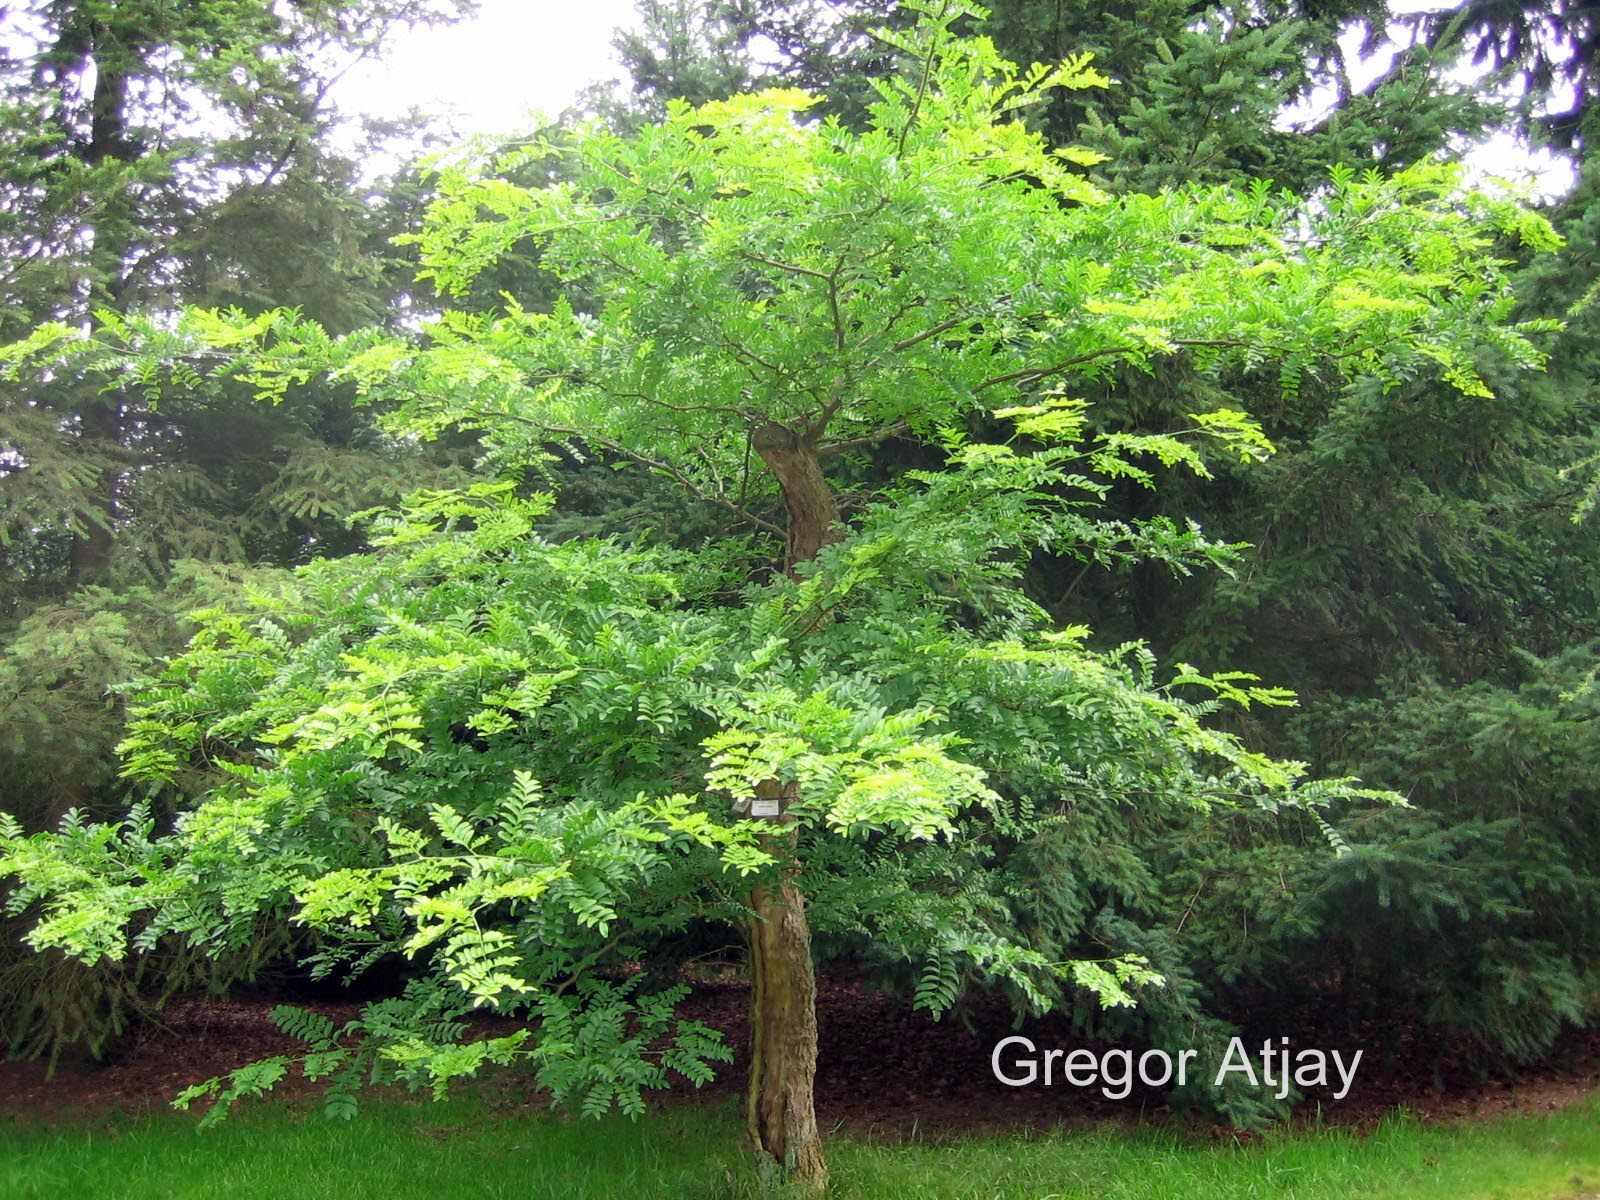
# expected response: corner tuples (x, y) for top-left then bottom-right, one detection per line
(747, 868), (827, 1195)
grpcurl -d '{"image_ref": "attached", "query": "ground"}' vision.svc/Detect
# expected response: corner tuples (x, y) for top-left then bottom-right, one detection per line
(2, 971), (1596, 1134)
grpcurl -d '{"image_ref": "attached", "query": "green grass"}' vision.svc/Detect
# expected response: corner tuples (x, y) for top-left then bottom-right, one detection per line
(1, 1093), (1597, 1200)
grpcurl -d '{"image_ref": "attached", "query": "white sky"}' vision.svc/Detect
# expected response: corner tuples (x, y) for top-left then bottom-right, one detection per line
(1295, 7), (1578, 197)
(330, 0), (1574, 196)
(335, 0), (638, 139)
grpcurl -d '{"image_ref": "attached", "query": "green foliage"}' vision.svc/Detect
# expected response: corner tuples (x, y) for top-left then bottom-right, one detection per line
(0, 2), (1567, 1138)
(1301, 644), (1598, 1061)
(626, 0), (1510, 197)
(606, 0), (909, 128)
(1094, 167), (1600, 1074)
(32, 17), (1557, 527)
(0, 0), (472, 594)
(1412, 0), (1600, 150)
(0, 451), (1414, 1117)
(0, 431), (1481, 1117)
(996, 0), (1504, 195)
(0, 564), (287, 814)
(0, 0), (482, 1069)
(607, 0), (755, 118)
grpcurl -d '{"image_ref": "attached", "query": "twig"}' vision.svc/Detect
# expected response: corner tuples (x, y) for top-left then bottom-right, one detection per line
(738, 251), (832, 282)
(890, 310), (976, 354)
(827, 255), (847, 352)
(897, 21), (940, 158)
(540, 420), (785, 537)
(817, 420), (910, 458)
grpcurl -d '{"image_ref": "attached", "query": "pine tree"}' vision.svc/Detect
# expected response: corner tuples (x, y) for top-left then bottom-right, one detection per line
(0, 0), (475, 1061)
(0, 0), (474, 822)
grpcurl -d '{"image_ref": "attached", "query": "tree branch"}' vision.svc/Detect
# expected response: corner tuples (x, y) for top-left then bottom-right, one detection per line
(890, 310), (976, 354)
(817, 421), (910, 458)
(806, 394), (843, 443)
(975, 345), (1138, 392)
(897, 26), (939, 158)
(738, 251), (832, 282)
(540, 421), (785, 537)
(827, 255), (847, 353)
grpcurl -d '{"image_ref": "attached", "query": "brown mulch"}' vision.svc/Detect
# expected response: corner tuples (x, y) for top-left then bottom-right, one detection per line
(2, 973), (1597, 1135)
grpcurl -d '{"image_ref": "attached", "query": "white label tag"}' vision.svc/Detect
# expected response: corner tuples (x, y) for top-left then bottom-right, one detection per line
(750, 798), (782, 818)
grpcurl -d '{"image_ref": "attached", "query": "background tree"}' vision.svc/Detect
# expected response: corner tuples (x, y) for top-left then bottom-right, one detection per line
(1415, 0), (1600, 149)
(1007, 0), (1600, 1069)
(0, 0), (487, 823)
(0, 3), (1565, 1190)
(606, 0), (1507, 186)
(608, 0), (906, 124)
(0, 0), (477, 1062)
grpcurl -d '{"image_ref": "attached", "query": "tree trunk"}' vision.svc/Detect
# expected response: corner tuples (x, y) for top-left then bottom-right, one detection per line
(742, 425), (841, 1194)
(67, 13), (136, 587)
(746, 826), (826, 1193)
(67, 401), (119, 585)
(753, 422), (841, 572)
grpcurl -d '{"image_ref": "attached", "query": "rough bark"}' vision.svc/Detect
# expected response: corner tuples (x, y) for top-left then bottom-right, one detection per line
(752, 422), (843, 573)
(743, 426), (840, 1193)
(746, 805), (826, 1193)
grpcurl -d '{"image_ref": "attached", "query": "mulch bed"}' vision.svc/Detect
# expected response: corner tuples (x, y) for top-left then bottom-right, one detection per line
(2, 972), (1597, 1135)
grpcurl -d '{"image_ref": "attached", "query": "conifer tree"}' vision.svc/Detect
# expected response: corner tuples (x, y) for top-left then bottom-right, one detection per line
(0, 0), (475, 1061)
(0, 0), (473, 822)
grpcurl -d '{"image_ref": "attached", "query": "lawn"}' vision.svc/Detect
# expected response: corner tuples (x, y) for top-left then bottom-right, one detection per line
(1, 1094), (1597, 1199)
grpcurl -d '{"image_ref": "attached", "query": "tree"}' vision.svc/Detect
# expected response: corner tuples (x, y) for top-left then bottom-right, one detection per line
(607, 0), (906, 125)
(1413, 0), (1600, 150)
(598, 0), (1600, 1078)
(606, 0), (1509, 191)
(0, 2), (1561, 1190)
(0, 0), (466, 583)
(0, 0), (479, 1065)
(607, 0), (754, 118)
(0, 0), (474, 821)
(984, 0), (1507, 194)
